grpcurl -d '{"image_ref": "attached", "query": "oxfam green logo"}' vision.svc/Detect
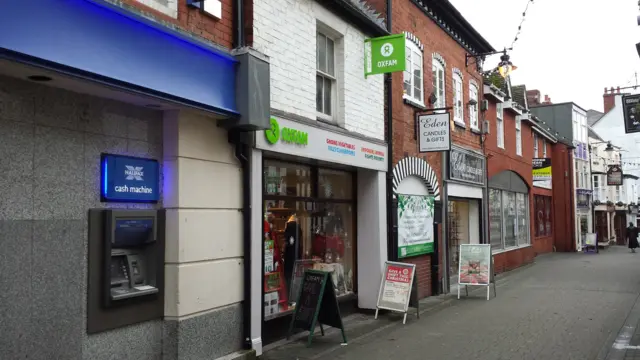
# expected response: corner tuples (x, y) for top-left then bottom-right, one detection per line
(265, 118), (280, 144)
(264, 117), (309, 146)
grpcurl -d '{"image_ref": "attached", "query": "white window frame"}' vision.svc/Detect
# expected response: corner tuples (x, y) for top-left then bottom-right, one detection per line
(316, 31), (337, 121)
(496, 104), (504, 149)
(490, 188), (530, 251)
(469, 82), (479, 130)
(542, 139), (547, 157)
(403, 40), (424, 106)
(452, 70), (464, 125)
(432, 56), (446, 109)
(533, 133), (539, 158)
(515, 117), (522, 156)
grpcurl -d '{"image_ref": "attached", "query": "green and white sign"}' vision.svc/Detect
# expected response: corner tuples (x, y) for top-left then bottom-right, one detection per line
(397, 194), (435, 258)
(265, 117), (308, 146)
(364, 34), (406, 77)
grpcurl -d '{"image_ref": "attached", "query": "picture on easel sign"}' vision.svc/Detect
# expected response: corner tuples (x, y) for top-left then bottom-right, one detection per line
(375, 261), (419, 324)
(457, 244), (496, 300)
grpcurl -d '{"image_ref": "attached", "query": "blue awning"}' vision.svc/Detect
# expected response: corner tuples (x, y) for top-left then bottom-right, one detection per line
(0, 0), (239, 116)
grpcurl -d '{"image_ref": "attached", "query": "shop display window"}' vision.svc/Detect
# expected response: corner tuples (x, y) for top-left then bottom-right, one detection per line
(489, 188), (530, 251)
(263, 160), (354, 320)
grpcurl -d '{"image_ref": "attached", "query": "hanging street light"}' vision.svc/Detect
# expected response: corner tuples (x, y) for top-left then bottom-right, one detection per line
(497, 49), (517, 78)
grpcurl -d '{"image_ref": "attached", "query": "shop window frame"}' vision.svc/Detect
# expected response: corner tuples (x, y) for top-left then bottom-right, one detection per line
(488, 187), (531, 252)
(261, 158), (358, 322)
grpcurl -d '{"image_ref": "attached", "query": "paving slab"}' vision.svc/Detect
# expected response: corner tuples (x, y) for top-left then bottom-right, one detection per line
(262, 246), (640, 360)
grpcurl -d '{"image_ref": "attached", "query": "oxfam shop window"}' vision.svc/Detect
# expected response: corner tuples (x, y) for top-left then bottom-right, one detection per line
(263, 160), (354, 320)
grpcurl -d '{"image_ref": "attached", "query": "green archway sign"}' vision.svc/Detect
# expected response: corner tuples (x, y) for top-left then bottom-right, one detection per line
(265, 117), (309, 146)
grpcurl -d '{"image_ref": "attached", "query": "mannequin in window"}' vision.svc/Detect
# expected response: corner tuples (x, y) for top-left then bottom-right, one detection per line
(283, 213), (303, 297)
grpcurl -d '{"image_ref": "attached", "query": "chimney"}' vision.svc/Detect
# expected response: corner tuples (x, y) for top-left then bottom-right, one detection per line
(526, 89), (541, 106)
(603, 87), (616, 113)
(543, 94), (552, 104)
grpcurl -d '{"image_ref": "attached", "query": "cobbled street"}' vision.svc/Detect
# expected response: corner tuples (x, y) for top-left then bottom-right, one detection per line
(263, 246), (640, 360)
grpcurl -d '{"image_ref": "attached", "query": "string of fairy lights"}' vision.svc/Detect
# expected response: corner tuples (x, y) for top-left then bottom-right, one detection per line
(510, 0), (535, 50)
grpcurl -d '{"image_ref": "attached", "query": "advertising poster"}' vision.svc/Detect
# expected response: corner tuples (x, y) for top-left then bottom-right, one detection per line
(623, 94), (640, 134)
(397, 194), (435, 258)
(376, 261), (416, 313)
(458, 244), (491, 286)
(532, 158), (552, 189)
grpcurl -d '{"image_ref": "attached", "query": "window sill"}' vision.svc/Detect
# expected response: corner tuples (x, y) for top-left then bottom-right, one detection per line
(470, 128), (481, 135)
(492, 244), (531, 255)
(453, 121), (466, 129)
(403, 95), (427, 110)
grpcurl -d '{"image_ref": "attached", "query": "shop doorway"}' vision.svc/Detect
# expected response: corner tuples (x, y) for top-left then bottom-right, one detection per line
(595, 212), (608, 243)
(615, 211), (627, 245)
(448, 198), (481, 286)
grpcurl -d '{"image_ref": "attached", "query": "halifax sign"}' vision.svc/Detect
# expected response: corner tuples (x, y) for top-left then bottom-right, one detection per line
(101, 153), (160, 203)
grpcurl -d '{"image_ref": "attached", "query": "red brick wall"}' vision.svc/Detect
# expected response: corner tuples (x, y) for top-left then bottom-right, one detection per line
(493, 246), (535, 274)
(388, 0), (486, 299)
(552, 142), (576, 251)
(118, 0), (236, 49)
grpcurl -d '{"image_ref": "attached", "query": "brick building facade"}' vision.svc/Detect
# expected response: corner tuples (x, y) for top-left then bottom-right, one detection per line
(368, 0), (494, 297)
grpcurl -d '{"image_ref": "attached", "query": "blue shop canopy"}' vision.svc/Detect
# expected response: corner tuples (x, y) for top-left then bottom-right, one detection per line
(0, 0), (239, 117)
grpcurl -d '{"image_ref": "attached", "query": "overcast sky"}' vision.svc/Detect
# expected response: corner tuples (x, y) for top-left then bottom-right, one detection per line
(449, 0), (640, 112)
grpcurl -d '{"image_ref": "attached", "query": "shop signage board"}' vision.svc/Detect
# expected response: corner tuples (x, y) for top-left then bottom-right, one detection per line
(607, 165), (623, 186)
(100, 153), (159, 203)
(397, 194), (435, 258)
(374, 261), (419, 324)
(448, 147), (486, 185)
(288, 270), (347, 346)
(364, 34), (406, 77)
(457, 244), (496, 301)
(417, 113), (451, 153)
(532, 158), (552, 189)
(622, 94), (640, 134)
(256, 116), (388, 172)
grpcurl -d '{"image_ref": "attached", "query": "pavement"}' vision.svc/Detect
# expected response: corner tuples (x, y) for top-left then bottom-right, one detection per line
(261, 246), (640, 360)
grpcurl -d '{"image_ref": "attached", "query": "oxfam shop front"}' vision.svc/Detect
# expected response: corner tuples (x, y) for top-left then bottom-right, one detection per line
(250, 115), (388, 345)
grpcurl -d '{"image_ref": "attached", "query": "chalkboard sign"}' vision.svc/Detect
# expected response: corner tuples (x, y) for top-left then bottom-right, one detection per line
(287, 270), (347, 346)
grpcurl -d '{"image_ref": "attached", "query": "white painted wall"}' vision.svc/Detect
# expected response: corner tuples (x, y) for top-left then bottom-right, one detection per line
(163, 110), (243, 318)
(132, 0), (178, 18)
(396, 175), (429, 196)
(253, 0), (385, 140)
(357, 169), (388, 310)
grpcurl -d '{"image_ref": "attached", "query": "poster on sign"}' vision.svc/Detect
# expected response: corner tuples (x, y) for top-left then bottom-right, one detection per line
(457, 244), (496, 301)
(375, 261), (418, 324)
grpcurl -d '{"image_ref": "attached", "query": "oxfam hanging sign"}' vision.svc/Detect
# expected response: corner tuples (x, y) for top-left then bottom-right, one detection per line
(364, 34), (406, 77)
(265, 117), (308, 146)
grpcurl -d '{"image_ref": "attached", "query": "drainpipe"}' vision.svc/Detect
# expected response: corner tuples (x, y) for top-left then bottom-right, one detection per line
(385, 0), (396, 261)
(232, 0), (251, 350)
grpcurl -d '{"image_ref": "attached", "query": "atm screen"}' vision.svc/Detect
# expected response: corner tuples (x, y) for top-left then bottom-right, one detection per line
(113, 218), (154, 247)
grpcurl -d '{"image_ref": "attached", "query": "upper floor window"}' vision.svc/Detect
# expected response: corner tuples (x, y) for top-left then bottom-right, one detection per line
(403, 38), (423, 105)
(533, 133), (539, 157)
(515, 117), (522, 156)
(497, 102), (503, 120)
(469, 82), (479, 130)
(316, 32), (336, 120)
(452, 70), (463, 124)
(432, 55), (445, 109)
(542, 139), (547, 157)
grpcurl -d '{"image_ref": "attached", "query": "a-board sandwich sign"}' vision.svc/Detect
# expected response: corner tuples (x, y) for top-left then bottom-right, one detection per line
(458, 244), (491, 286)
(288, 270), (347, 346)
(375, 261), (419, 324)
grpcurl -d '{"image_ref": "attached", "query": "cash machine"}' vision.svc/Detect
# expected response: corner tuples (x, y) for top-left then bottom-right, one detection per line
(87, 209), (165, 334)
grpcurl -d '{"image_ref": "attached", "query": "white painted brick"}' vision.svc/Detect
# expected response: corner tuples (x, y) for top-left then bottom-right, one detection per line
(253, 0), (385, 140)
